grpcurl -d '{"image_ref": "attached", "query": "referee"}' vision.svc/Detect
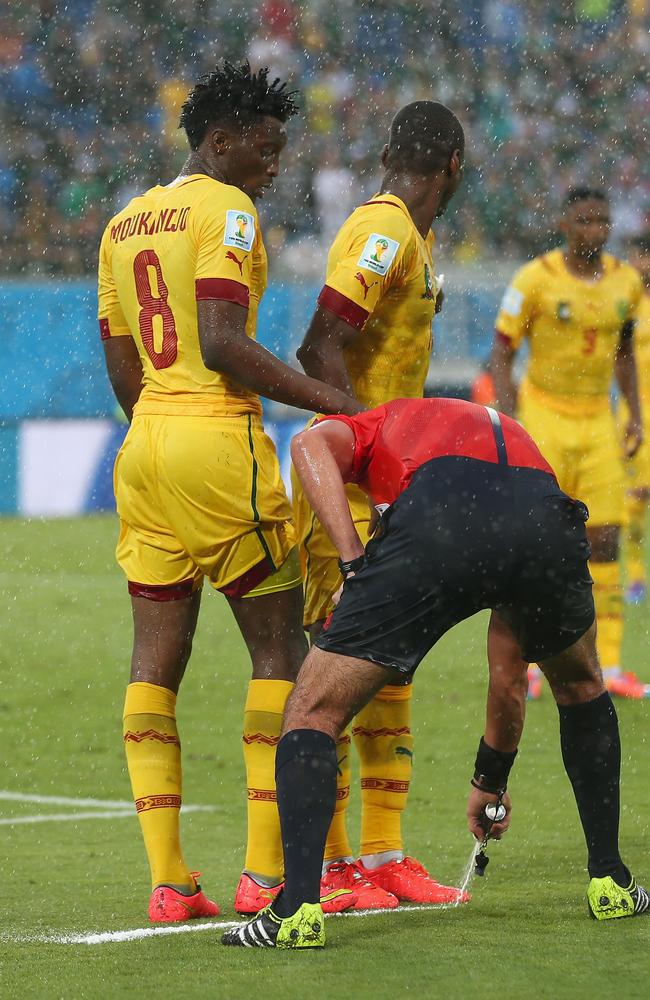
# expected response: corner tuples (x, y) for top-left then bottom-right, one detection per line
(224, 397), (648, 949)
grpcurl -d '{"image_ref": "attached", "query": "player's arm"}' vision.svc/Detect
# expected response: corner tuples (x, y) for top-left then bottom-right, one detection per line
(103, 338), (144, 422)
(297, 308), (357, 397)
(297, 216), (410, 396)
(489, 333), (517, 417)
(491, 272), (533, 416)
(198, 300), (360, 416)
(290, 419), (364, 563)
(98, 229), (143, 421)
(616, 301), (643, 457)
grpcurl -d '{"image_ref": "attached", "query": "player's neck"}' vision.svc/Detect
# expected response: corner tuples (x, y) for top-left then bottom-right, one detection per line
(178, 152), (227, 184)
(379, 175), (438, 238)
(563, 248), (604, 281)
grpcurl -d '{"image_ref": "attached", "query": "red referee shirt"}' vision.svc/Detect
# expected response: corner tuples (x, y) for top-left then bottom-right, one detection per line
(319, 398), (555, 507)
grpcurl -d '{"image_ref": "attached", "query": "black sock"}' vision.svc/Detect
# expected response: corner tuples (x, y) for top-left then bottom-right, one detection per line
(558, 692), (627, 884)
(273, 728), (338, 918)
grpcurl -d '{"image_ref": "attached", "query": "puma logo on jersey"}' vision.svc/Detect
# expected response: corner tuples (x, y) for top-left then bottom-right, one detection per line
(226, 250), (245, 275)
(355, 271), (378, 300)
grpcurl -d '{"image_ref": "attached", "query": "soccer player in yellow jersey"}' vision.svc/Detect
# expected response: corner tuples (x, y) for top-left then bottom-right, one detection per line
(621, 235), (650, 605)
(491, 187), (648, 700)
(98, 63), (360, 922)
(291, 102), (467, 907)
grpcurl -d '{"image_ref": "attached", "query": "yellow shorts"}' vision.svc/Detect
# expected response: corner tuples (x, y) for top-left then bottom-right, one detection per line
(518, 387), (625, 527)
(619, 400), (650, 493)
(114, 413), (298, 596)
(291, 465), (372, 626)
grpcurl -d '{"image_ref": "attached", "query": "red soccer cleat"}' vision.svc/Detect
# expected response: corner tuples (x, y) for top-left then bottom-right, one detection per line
(321, 861), (398, 910)
(149, 873), (220, 923)
(605, 671), (650, 700)
(527, 666), (544, 701)
(358, 856), (469, 905)
(234, 873), (282, 915)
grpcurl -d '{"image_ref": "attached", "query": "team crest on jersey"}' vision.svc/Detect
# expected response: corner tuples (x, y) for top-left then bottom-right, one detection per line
(556, 301), (571, 321)
(224, 210), (255, 252)
(421, 263), (436, 300)
(357, 233), (400, 275)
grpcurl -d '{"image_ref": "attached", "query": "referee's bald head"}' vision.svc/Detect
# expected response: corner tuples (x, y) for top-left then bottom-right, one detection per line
(386, 101), (465, 175)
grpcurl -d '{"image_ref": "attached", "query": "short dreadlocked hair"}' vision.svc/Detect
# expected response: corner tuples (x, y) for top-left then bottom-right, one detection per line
(629, 233), (650, 255)
(563, 187), (608, 208)
(179, 61), (299, 149)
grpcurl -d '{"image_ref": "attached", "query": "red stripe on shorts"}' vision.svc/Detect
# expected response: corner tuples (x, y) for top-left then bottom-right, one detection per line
(128, 579), (196, 602)
(219, 557), (273, 599)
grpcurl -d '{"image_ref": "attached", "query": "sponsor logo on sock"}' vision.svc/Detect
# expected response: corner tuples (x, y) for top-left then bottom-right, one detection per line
(395, 745), (414, 758)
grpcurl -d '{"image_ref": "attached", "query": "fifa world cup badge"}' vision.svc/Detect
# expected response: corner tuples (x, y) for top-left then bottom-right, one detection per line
(556, 301), (571, 321)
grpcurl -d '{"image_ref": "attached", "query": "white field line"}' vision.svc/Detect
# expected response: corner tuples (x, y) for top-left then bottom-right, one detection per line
(0, 805), (213, 827)
(3, 904), (456, 946)
(0, 791), (134, 808)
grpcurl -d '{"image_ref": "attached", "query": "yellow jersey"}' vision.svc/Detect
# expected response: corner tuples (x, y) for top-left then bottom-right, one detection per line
(98, 173), (267, 417)
(317, 193), (437, 407)
(496, 249), (643, 414)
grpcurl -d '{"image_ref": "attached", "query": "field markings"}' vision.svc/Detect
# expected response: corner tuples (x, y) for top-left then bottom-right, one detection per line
(0, 790), (215, 826)
(4, 904), (455, 946)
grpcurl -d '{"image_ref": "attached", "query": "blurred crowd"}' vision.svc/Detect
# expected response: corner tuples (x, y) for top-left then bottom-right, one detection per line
(1, 0), (649, 277)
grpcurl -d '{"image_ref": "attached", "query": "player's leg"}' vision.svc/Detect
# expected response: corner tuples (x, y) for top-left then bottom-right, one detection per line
(539, 624), (648, 918)
(580, 410), (648, 697)
(222, 647), (394, 947)
(292, 463), (357, 869)
(511, 480), (647, 920)
(226, 569), (308, 909)
(115, 415), (219, 921)
(624, 485), (649, 604)
(124, 589), (216, 911)
(516, 388), (579, 701)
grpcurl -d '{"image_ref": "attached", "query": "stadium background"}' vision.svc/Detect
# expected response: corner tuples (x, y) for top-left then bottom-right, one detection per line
(1, 0), (648, 516)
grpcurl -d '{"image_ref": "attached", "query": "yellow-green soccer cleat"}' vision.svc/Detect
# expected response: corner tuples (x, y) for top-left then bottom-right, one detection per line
(587, 875), (650, 921)
(221, 902), (325, 949)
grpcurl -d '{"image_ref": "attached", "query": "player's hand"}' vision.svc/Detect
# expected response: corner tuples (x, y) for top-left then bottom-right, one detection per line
(466, 787), (512, 842)
(624, 418), (643, 458)
(435, 287), (445, 315)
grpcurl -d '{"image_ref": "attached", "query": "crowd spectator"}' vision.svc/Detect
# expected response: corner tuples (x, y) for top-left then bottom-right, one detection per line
(0, 0), (648, 277)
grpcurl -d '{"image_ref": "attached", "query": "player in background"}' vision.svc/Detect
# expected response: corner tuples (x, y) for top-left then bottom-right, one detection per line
(490, 188), (648, 700)
(289, 102), (465, 909)
(98, 63), (360, 923)
(620, 235), (650, 604)
(224, 398), (648, 949)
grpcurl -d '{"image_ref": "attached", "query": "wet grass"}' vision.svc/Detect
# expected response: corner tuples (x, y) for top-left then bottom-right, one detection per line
(1, 516), (649, 998)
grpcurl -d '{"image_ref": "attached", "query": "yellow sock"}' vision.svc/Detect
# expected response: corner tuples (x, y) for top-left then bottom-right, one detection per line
(323, 728), (353, 862)
(243, 679), (293, 881)
(354, 684), (413, 856)
(591, 560), (623, 670)
(123, 682), (193, 891)
(624, 494), (647, 585)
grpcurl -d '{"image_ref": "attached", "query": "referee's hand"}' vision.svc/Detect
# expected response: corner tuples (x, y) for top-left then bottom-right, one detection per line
(466, 787), (512, 842)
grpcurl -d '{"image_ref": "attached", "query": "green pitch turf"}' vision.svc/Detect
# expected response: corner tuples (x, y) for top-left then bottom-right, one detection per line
(1, 516), (649, 999)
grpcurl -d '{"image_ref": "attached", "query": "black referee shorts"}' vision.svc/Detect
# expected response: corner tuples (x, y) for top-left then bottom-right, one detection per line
(315, 456), (595, 675)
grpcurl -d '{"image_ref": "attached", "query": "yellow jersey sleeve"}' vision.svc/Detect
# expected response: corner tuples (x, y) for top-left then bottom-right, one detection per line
(318, 204), (413, 330)
(192, 187), (259, 309)
(495, 260), (541, 349)
(98, 226), (131, 341)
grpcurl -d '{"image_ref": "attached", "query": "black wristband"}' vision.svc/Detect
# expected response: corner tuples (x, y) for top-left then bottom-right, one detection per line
(472, 737), (517, 794)
(338, 555), (365, 578)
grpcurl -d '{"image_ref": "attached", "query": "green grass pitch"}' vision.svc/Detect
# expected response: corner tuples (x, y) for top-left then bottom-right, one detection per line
(1, 516), (649, 999)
